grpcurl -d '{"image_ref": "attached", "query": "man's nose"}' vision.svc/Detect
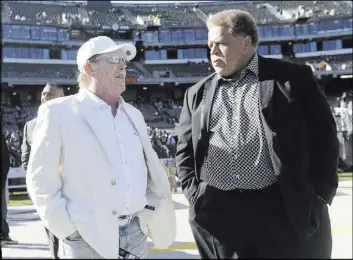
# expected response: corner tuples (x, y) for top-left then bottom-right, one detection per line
(210, 45), (219, 55)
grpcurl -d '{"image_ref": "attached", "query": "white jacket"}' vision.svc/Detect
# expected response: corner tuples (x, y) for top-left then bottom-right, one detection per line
(26, 92), (176, 258)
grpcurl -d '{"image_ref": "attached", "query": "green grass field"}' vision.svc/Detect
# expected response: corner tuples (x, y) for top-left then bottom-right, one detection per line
(8, 191), (32, 205)
(8, 172), (352, 206)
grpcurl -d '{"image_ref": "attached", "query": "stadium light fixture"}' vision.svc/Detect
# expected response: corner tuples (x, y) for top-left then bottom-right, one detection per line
(340, 75), (353, 79)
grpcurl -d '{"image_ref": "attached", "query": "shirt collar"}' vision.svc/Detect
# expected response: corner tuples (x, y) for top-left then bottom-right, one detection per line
(79, 88), (125, 110)
(217, 53), (259, 82)
(247, 53), (259, 77)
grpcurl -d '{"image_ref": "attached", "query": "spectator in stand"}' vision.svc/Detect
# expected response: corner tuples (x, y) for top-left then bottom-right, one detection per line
(7, 132), (21, 168)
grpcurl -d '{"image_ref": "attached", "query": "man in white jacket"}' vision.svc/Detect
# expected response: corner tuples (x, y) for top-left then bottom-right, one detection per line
(26, 36), (176, 259)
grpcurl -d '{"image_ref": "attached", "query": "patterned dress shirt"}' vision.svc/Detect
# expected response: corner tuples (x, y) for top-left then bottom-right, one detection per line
(200, 54), (278, 190)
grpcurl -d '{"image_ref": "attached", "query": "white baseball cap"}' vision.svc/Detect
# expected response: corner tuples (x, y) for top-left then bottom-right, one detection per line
(77, 36), (137, 73)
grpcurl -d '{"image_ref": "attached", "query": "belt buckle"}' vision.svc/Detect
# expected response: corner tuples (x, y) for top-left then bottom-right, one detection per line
(119, 214), (134, 226)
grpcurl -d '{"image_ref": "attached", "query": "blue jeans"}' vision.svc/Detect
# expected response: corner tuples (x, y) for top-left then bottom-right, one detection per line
(59, 216), (147, 259)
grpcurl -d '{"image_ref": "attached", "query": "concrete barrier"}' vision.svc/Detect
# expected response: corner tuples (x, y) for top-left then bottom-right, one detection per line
(6, 167), (26, 202)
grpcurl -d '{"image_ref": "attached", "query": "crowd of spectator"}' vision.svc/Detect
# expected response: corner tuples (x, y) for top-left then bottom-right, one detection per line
(4, 131), (22, 169)
(328, 91), (353, 172)
(1, 96), (37, 168)
(1, 91), (351, 169)
(152, 98), (182, 124)
(328, 92), (353, 133)
(304, 56), (353, 72)
(147, 126), (177, 159)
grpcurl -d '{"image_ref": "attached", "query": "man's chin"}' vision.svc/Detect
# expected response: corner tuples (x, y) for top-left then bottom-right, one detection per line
(106, 85), (125, 95)
(117, 85), (126, 91)
(215, 69), (229, 77)
(114, 85), (126, 95)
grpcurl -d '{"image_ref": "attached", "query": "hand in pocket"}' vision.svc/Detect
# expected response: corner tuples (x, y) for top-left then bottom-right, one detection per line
(66, 230), (82, 241)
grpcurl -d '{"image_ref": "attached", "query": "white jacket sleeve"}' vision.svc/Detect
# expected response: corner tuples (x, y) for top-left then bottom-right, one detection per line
(26, 102), (76, 239)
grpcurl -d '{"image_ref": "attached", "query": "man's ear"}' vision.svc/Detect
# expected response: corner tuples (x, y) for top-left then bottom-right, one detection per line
(84, 62), (94, 75)
(244, 35), (252, 49)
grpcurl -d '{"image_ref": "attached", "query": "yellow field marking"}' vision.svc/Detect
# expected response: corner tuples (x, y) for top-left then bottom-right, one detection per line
(148, 226), (352, 254)
(148, 242), (197, 253)
(331, 226), (352, 233)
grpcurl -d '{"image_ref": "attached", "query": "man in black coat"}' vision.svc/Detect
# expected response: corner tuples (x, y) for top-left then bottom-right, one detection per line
(1, 126), (18, 245)
(176, 10), (339, 259)
(1, 128), (10, 191)
(21, 82), (64, 258)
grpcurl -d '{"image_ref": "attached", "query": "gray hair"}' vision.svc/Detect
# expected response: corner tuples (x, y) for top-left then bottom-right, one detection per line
(44, 82), (63, 93)
(45, 82), (59, 88)
(207, 9), (259, 47)
(77, 54), (100, 88)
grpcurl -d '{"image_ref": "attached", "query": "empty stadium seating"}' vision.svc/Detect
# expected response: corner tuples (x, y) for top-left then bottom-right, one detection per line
(145, 63), (213, 78)
(268, 1), (352, 18)
(2, 63), (145, 80)
(86, 6), (132, 27)
(2, 64), (77, 79)
(199, 2), (280, 24)
(6, 1), (90, 26)
(4, 1), (352, 27)
(125, 5), (205, 28)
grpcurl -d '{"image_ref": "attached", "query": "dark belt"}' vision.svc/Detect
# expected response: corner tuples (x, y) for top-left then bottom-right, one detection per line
(229, 182), (280, 195)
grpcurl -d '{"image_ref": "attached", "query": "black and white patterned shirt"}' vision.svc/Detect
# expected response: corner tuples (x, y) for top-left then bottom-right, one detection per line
(200, 54), (278, 190)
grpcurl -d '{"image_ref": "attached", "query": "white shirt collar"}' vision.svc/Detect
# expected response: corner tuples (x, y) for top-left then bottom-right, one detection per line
(79, 88), (125, 110)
